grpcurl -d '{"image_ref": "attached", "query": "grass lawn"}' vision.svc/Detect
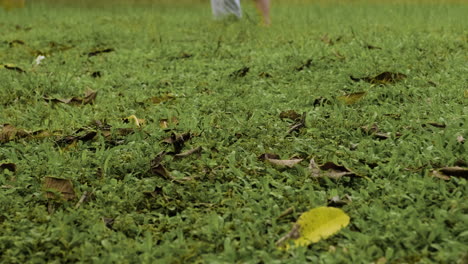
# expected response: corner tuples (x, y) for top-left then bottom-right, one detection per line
(1, 0), (467, 263)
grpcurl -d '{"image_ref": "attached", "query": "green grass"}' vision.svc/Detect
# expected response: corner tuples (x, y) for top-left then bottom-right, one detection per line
(1, 1), (467, 263)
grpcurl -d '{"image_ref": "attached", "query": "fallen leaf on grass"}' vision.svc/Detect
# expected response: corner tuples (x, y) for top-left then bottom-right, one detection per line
(123, 115), (145, 128)
(43, 177), (76, 201)
(150, 151), (171, 179)
(163, 132), (193, 154)
(0, 163), (16, 172)
(276, 207), (350, 249)
(259, 153), (303, 168)
(457, 135), (465, 143)
(313, 97), (331, 107)
(430, 167), (468, 180)
(424, 122), (446, 128)
(464, 90), (468, 98)
(338, 92), (366, 105)
(44, 89), (97, 105)
(229, 66), (250, 78)
(87, 48), (114, 57)
(287, 112), (306, 135)
(55, 130), (97, 146)
(149, 93), (175, 104)
(1, 64), (25, 73)
(350, 72), (407, 85)
(295, 59), (313, 71)
(8, 39), (25, 47)
(327, 195), (352, 207)
(174, 146), (202, 159)
(365, 44), (382, 50)
(0, 124), (30, 143)
(279, 110), (302, 121)
(360, 124), (391, 140)
(159, 117), (179, 129)
(309, 158), (357, 179)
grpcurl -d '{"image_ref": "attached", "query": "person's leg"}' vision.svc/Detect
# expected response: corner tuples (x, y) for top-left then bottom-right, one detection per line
(254, 0), (270, 25)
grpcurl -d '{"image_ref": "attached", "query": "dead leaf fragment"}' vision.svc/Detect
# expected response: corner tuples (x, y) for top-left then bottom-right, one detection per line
(159, 117), (179, 129)
(123, 115), (145, 128)
(287, 112), (306, 135)
(0, 124), (30, 143)
(150, 151), (171, 179)
(338, 92), (366, 105)
(365, 44), (382, 50)
(2, 64), (25, 73)
(8, 39), (25, 47)
(174, 146), (202, 159)
(351, 72), (407, 85)
(0, 163), (16, 172)
(149, 93), (175, 104)
(279, 110), (301, 121)
(309, 158), (357, 179)
(43, 177), (76, 201)
(430, 167), (468, 180)
(457, 135), (465, 143)
(87, 48), (114, 57)
(258, 72), (272, 78)
(266, 158), (303, 168)
(327, 195), (352, 207)
(163, 132), (193, 154)
(295, 59), (313, 71)
(44, 89), (97, 105)
(230, 66), (250, 78)
(258, 153), (281, 160)
(425, 122), (446, 128)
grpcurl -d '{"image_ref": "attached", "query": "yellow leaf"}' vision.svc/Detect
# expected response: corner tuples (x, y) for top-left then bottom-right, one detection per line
(464, 90), (468, 98)
(277, 207), (350, 249)
(124, 115), (145, 128)
(337, 92), (366, 105)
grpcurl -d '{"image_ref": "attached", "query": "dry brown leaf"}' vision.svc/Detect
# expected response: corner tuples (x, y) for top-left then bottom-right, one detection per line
(287, 112), (306, 134)
(150, 151), (171, 179)
(2, 64), (26, 73)
(267, 158), (303, 168)
(44, 89), (97, 105)
(0, 163), (16, 172)
(0, 124), (30, 143)
(230, 66), (250, 78)
(350, 72), (407, 85)
(309, 158), (357, 179)
(258, 153), (281, 160)
(425, 122), (446, 128)
(88, 48), (114, 57)
(365, 44), (382, 50)
(43, 177), (76, 201)
(149, 93), (175, 104)
(430, 167), (468, 180)
(338, 92), (366, 105)
(280, 110), (302, 122)
(174, 146), (202, 159)
(163, 132), (193, 154)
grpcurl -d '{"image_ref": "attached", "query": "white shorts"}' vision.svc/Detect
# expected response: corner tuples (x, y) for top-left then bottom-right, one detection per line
(211, 0), (242, 19)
